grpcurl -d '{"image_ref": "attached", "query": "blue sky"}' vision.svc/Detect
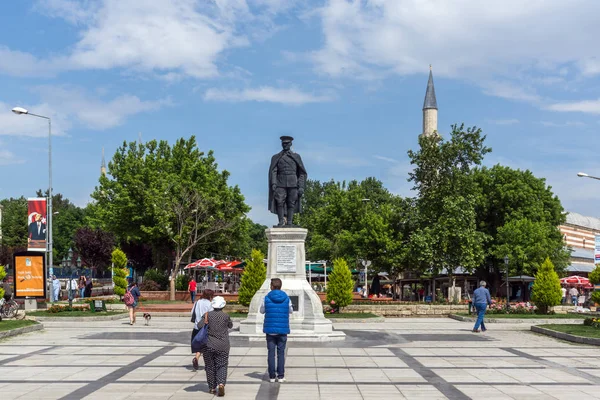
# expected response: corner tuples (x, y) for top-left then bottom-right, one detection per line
(2, 0), (600, 225)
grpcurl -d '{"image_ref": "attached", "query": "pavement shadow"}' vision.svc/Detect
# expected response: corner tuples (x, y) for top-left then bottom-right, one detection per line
(245, 371), (267, 381)
(183, 383), (210, 393)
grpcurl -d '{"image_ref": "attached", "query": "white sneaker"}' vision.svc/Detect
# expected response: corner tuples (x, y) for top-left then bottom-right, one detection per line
(269, 378), (276, 383)
(277, 378), (286, 383)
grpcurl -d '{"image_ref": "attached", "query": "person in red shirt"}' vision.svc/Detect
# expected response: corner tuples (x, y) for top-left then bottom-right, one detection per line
(188, 278), (197, 303)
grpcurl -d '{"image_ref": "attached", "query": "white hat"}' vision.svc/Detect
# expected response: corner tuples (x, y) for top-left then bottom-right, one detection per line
(211, 296), (226, 309)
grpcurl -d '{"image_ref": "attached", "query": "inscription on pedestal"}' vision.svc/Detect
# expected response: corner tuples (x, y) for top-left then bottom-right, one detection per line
(276, 245), (296, 273)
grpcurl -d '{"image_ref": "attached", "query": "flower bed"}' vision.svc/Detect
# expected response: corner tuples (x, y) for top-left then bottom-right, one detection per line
(486, 301), (536, 315)
(584, 317), (600, 328)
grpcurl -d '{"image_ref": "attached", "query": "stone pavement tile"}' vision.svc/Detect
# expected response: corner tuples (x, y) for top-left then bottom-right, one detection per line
(349, 368), (390, 383)
(318, 383), (363, 400)
(431, 369), (483, 383)
(23, 366), (92, 381)
(534, 368), (591, 383)
(314, 348), (341, 356)
(117, 366), (170, 381)
(125, 383), (188, 399)
(146, 355), (188, 367)
(221, 383), (261, 399)
(82, 382), (146, 399)
(364, 348), (394, 357)
(239, 355), (267, 367)
(227, 367), (265, 382)
(465, 369), (520, 384)
(371, 356), (408, 368)
(61, 366), (121, 381)
(285, 367), (317, 382)
(315, 356), (346, 367)
(493, 384), (553, 400)
(477, 358), (529, 368)
(452, 348), (515, 357)
(245, 347), (268, 356)
(1, 383), (46, 400)
(572, 357), (600, 367)
(383, 368), (426, 383)
(0, 366), (52, 380)
(339, 348), (367, 356)
(0, 346), (49, 355)
(343, 356), (377, 367)
(155, 368), (197, 382)
(278, 383), (319, 399)
(498, 368), (557, 384)
(229, 347), (250, 356)
(286, 356), (316, 367)
(576, 385), (600, 398)
(415, 357), (456, 368)
(454, 384), (513, 399)
(579, 369), (600, 378)
(532, 385), (597, 400)
(358, 383), (405, 400)
(317, 368), (354, 383)
(396, 384), (447, 399)
(165, 347), (193, 357)
(402, 348), (436, 356)
(287, 347), (313, 356)
(423, 348), (462, 356)
(19, 383), (87, 399)
(446, 358), (487, 368)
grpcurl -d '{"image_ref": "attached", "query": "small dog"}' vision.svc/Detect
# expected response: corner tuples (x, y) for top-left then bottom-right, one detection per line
(143, 313), (151, 326)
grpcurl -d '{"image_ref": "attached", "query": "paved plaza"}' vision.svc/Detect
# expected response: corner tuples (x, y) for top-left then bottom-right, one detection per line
(1, 317), (600, 399)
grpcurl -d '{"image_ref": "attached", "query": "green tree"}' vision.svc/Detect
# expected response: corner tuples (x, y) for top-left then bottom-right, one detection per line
(111, 249), (128, 297)
(0, 197), (27, 266)
(176, 274), (191, 291)
(473, 165), (569, 280)
(407, 124), (490, 278)
(90, 137), (250, 300)
(74, 227), (115, 274)
(531, 257), (562, 314)
(238, 249), (266, 306)
(326, 258), (354, 311)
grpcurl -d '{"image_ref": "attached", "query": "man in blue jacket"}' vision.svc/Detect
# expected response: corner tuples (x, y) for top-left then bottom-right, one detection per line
(260, 278), (293, 383)
(472, 280), (492, 333)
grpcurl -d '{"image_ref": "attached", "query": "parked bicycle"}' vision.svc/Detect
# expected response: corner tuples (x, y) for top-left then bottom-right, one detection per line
(0, 294), (20, 320)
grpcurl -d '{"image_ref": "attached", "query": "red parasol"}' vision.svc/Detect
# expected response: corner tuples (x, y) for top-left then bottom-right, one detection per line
(560, 275), (590, 286)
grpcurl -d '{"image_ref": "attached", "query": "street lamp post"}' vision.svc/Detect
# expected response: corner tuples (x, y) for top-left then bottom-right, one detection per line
(577, 172), (600, 181)
(504, 255), (509, 310)
(12, 107), (53, 301)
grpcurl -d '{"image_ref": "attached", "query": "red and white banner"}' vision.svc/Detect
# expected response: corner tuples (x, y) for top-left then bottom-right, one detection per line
(27, 197), (47, 252)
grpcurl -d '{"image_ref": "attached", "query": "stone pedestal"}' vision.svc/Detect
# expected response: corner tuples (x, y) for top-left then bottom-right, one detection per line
(24, 298), (37, 311)
(237, 228), (344, 341)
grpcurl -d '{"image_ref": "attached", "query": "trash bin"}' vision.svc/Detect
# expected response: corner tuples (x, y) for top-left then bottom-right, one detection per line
(90, 300), (106, 313)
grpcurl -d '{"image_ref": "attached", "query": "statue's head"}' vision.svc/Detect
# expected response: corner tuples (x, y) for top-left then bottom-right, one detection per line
(280, 135), (294, 151)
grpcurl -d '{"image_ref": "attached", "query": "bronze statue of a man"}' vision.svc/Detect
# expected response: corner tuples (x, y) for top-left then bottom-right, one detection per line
(268, 136), (307, 227)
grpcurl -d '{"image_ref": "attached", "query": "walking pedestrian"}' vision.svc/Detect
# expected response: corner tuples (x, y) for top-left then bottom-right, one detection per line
(198, 296), (232, 397)
(126, 280), (141, 325)
(51, 275), (61, 302)
(78, 276), (86, 298)
(84, 276), (93, 298)
(569, 286), (579, 305)
(188, 278), (197, 303)
(66, 275), (78, 303)
(260, 278), (293, 383)
(191, 289), (214, 370)
(561, 286), (567, 305)
(472, 280), (492, 333)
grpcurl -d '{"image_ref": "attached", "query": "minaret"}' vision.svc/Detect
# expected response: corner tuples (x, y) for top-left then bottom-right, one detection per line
(101, 147), (106, 176)
(422, 65), (438, 137)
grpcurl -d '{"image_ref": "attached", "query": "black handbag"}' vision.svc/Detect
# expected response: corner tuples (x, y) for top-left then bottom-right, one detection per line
(191, 308), (196, 323)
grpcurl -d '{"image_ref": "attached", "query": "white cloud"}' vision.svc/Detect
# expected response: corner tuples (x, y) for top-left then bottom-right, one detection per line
(306, 0), (600, 101)
(547, 99), (600, 115)
(0, 141), (24, 165)
(204, 86), (334, 105)
(0, 0), (299, 79)
(0, 86), (169, 136)
(487, 119), (519, 126)
(540, 121), (585, 127)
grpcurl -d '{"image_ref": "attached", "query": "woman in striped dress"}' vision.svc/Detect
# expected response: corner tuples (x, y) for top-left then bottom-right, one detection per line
(197, 296), (233, 397)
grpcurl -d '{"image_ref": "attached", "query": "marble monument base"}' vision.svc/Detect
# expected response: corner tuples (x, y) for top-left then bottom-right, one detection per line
(238, 227), (345, 341)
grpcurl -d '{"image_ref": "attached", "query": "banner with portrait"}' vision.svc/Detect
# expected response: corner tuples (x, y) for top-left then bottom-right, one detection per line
(27, 197), (47, 252)
(13, 251), (46, 298)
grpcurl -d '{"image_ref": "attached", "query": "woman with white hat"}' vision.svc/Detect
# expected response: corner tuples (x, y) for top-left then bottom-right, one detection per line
(197, 295), (233, 397)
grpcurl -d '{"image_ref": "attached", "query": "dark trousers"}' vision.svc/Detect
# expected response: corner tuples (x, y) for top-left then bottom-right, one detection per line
(203, 349), (229, 388)
(190, 291), (196, 303)
(266, 334), (287, 379)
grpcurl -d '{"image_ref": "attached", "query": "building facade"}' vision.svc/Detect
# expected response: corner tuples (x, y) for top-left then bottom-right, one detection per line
(559, 212), (600, 275)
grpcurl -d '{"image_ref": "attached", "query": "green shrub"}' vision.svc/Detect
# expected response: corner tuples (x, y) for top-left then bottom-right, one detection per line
(176, 274), (191, 291)
(143, 269), (168, 290)
(238, 249), (266, 306)
(111, 249), (129, 297)
(326, 258), (354, 312)
(139, 280), (161, 291)
(584, 317), (600, 328)
(531, 257), (562, 314)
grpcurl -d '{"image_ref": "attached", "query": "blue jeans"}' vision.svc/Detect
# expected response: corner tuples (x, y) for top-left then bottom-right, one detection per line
(266, 334), (287, 379)
(572, 296), (578, 305)
(473, 303), (487, 331)
(190, 291), (196, 303)
(80, 288), (85, 298)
